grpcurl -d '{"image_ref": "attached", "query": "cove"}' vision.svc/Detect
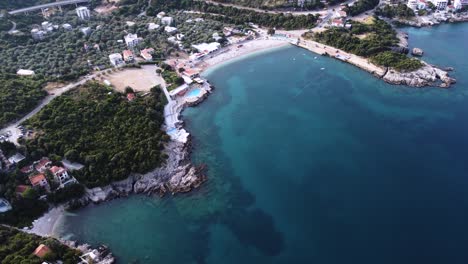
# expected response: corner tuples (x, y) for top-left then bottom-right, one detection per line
(57, 23), (468, 264)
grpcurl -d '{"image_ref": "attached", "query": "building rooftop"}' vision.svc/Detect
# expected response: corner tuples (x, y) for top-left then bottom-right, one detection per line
(50, 166), (66, 175)
(33, 244), (52, 259)
(29, 174), (46, 186)
(192, 42), (221, 53)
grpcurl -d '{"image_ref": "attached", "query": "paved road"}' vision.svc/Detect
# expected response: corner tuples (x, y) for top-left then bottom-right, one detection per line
(198, 0), (355, 17)
(0, 74), (96, 145)
(8, 0), (89, 15)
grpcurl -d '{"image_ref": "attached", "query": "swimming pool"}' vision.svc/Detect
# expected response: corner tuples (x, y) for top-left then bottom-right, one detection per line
(186, 88), (201, 98)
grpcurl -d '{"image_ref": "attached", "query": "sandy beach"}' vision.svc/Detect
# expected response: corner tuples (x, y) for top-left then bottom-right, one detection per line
(200, 39), (291, 71)
(28, 206), (65, 237)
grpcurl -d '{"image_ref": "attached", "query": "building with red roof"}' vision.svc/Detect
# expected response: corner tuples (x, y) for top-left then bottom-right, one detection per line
(123, 50), (134, 62)
(140, 48), (154, 61)
(34, 158), (51, 173)
(29, 174), (49, 190)
(20, 165), (34, 174)
(33, 244), (52, 258)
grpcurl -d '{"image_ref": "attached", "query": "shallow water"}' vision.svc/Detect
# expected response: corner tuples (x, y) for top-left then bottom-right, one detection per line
(58, 23), (468, 263)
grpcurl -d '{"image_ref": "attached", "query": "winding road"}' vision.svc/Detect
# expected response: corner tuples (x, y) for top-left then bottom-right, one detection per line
(8, 0), (89, 15)
(0, 74), (97, 145)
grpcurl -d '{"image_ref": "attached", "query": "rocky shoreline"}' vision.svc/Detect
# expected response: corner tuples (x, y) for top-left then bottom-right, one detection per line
(26, 82), (212, 264)
(382, 63), (456, 88)
(70, 97), (210, 207)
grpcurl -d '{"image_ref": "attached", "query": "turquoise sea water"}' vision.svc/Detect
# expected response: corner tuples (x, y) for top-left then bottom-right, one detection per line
(58, 24), (468, 263)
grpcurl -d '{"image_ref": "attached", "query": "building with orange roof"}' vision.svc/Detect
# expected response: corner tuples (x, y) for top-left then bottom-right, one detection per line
(140, 48), (154, 61)
(29, 174), (49, 190)
(123, 50), (134, 62)
(33, 244), (52, 258)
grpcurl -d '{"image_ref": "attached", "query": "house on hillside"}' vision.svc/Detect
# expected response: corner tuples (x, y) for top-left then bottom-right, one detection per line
(164, 26), (178, 34)
(124, 33), (140, 48)
(331, 18), (345, 27)
(29, 174), (50, 191)
(140, 48), (154, 61)
(109, 53), (124, 67)
(161, 16), (173, 26)
(33, 244), (52, 259)
(123, 50), (134, 62)
(34, 157), (52, 173)
(50, 166), (71, 186)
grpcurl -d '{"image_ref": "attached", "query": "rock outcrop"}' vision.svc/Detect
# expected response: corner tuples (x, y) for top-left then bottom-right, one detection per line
(70, 130), (206, 208)
(382, 64), (456, 88)
(412, 48), (424, 56)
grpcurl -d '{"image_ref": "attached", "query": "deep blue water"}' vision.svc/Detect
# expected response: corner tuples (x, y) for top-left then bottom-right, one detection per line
(58, 23), (468, 263)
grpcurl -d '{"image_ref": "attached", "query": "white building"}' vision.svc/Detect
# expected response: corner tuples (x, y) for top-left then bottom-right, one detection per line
(41, 21), (51, 30)
(212, 32), (222, 42)
(161, 16), (174, 26)
(148, 23), (160, 30)
(62, 23), (72, 31)
(164, 26), (178, 34)
(76, 6), (91, 20)
(109, 53), (124, 66)
(407, 0), (418, 9)
(17, 69), (35, 76)
(454, 0), (468, 9)
(31, 28), (45, 40)
(80, 27), (92, 36)
(417, 0), (427, 9)
(429, 0), (448, 9)
(124, 33), (140, 48)
(50, 166), (71, 186)
(192, 42), (221, 53)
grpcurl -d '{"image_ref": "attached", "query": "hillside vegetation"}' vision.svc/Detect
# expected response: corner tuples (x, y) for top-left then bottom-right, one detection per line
(145, 0), (319, 30)
(307, 18), (422, 71)
(0, 225), (80, 264)
(0, 74), (46, 128)
(25, 82), (168, 187)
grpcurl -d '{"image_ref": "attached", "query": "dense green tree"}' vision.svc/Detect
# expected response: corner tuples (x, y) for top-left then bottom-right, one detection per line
(345, 0), (380, 16)
(307, 18), (422, 71)
(375, 4), (415, 18)
(26, 82), (168, 187)
(0, 226), (80, 264)
(0, 74), (46, 127)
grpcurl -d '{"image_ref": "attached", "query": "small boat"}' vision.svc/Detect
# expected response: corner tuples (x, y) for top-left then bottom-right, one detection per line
(320, 68), (325, 70)
(314, 56), (318, 59)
